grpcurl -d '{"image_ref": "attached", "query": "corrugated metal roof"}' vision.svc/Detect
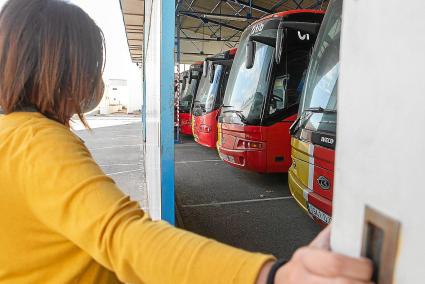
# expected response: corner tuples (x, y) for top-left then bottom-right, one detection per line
(120, 0), (144, 65)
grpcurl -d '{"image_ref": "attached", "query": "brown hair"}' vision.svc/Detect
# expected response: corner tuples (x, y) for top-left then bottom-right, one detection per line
(0, 0), (105, 127)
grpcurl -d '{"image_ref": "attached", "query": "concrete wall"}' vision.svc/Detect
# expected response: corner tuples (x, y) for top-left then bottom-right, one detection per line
(332, 0), (425, 281)
(143, 0), (175, 223)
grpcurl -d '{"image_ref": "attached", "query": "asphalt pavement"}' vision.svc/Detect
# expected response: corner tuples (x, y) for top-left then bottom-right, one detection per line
(175, 135), (321, 259)
(74, 117), (147, 210)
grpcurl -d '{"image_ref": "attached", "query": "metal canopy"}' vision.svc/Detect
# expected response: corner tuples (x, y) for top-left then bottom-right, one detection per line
(176, 0), (329, 63)
(120, 0), (144, 65)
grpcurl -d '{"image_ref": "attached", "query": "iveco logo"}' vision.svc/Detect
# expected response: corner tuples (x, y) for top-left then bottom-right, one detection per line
(317, 176), (331, 190)
(321, 137), (335, 145)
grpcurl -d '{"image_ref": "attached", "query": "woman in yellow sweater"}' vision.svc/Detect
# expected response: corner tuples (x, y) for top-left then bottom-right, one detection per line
(0, 0), (373, 283)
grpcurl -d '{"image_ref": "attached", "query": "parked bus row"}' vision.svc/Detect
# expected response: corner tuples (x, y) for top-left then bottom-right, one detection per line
(176, 2), (341, 227)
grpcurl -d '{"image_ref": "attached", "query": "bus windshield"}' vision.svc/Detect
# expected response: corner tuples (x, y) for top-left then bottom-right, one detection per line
(193, 64), (224, 115)
(298, 0), (342, 134)
(222, 25), (276, 125)
(179, 70), (200, 113)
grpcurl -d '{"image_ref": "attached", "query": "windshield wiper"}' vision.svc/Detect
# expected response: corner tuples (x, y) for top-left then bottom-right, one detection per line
(290, 107), (336, 135)
(223, 110), (248, 124)
(303, 107), (337, 114)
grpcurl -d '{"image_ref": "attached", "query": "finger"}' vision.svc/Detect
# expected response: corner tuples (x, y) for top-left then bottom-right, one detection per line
(305, 273), (375, 284)
(310, 225), (331, 250)
(307, 274), (375, 284)
(275, 261), (374, 284)
(296, 247), (374, 281)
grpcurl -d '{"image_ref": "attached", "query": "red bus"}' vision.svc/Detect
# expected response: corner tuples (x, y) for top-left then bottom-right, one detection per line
(175, 70), (188, 130)
(178, 62), (203, 136)
(217, 10), (324, 173)
(288, 0), (341, 225)
(192, 48), (237, 148)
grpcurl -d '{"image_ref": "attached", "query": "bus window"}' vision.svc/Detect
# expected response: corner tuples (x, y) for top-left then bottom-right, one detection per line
(269, 75), (288, 115)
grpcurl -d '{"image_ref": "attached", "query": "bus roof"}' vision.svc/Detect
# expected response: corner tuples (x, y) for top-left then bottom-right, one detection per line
(205, 48), (238, 61)
(228, 48), (237, 56)
(250, 9), (325, 28)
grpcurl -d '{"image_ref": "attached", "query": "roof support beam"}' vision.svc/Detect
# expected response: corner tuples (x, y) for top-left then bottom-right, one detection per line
(292, 0), (305, 9)
(271, 0), (290, 11)
(221, 0), (272, 14)
(307, 0), (327, 9)
(175, 52), (215, 56)
(177, 36), (240, 43)
(179, 12), (244, 32)
(178, 10), (258, 20)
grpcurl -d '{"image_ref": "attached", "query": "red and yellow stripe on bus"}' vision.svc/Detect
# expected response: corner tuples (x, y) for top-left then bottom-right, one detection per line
(288, 137), (335, 225)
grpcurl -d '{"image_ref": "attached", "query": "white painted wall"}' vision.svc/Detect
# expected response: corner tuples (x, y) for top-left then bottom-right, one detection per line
(332, 0), (425, 282)
(144, 0), (162, 220)
(127, 65), (143, 114)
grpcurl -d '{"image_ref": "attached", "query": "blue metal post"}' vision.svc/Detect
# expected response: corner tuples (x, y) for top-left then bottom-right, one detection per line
(160, 0), (176, 224)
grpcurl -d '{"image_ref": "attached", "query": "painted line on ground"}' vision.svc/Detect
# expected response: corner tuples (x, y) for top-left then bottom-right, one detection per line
(111, 135), (141, 139)
(81, 135), (141, 140)
(90, 144), (142, 150)
(107, 169), (142, 176)
(81, 131), (141, 136)
(175, 144), (201, 147)
(99, 163), (141, 167)
(181, 196), (294, 208)
(176, 159), (221, 164)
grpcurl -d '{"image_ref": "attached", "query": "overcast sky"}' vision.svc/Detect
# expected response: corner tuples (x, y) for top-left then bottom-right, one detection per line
(0, 0), (138, 81)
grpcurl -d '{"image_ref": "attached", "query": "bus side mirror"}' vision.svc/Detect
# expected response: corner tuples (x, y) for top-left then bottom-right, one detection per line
(246, 41), (255, 69)
(203, 61), (208, 77)
(189, 72), (193, 84)
(275, 22), (285, 64)
(209, 64), (215, 83)
(289, 117), (299, 136)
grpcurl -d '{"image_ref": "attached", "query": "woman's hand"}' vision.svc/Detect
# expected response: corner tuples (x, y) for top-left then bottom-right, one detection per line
(273, 226), (374, 284)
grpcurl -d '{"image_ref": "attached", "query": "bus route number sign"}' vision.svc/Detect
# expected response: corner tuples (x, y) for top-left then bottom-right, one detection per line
(251, 23), (264, 35)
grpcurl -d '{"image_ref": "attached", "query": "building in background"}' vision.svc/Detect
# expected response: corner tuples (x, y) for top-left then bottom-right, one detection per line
(99, 77), (142, 115)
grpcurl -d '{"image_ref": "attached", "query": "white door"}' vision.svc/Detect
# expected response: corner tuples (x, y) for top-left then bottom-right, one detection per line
(332, 0), (425, 283)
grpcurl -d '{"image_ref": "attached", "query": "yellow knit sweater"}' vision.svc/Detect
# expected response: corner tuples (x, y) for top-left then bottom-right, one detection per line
(0, 112), (273, 284)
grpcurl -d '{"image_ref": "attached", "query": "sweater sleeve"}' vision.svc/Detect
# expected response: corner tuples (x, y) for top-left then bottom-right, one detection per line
(22, 126), (275, 284)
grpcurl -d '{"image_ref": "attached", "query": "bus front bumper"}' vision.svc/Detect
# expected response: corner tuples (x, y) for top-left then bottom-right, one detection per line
(288, 166), (332, 225)
(179, 113), (193, 136)
(217, 144), (267, 173)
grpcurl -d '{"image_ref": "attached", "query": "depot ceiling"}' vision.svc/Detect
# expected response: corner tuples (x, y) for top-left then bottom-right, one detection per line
(176, 0), (329, 63)
(119, 0), (329, 65)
